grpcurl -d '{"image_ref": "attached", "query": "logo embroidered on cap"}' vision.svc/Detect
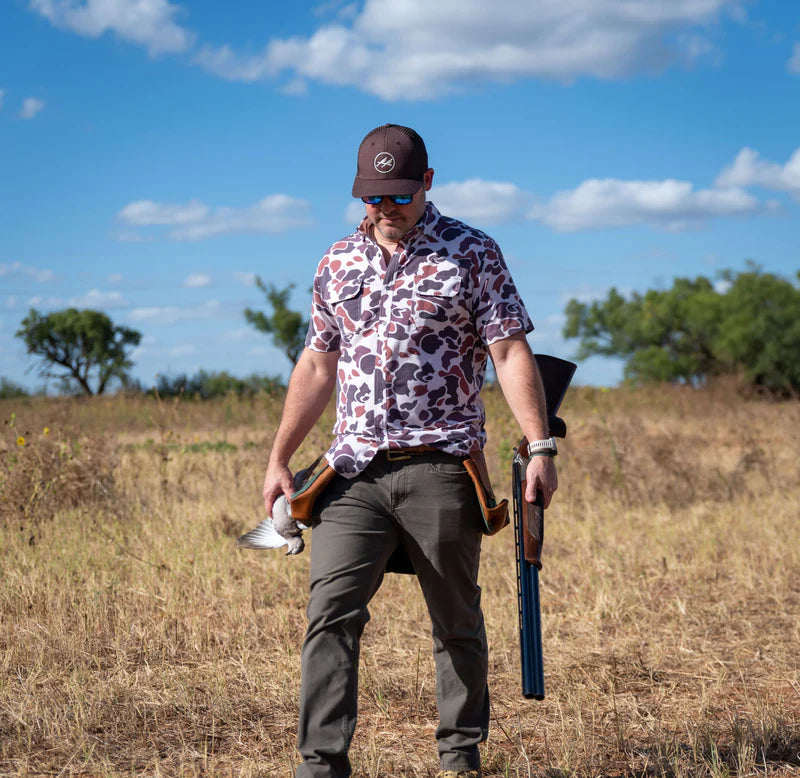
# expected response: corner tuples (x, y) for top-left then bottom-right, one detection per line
(374, 152), (395, 173)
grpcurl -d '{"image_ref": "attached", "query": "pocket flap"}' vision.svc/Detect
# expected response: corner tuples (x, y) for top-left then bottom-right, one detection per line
(416, 262), (461, 297)
(328, 278), (363, 304)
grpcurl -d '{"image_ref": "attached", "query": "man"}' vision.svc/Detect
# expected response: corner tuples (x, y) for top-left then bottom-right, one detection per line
(262, 124), (557, 778)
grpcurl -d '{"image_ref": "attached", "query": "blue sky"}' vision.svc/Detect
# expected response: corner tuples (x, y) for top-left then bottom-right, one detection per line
(1, 0), (798, 391)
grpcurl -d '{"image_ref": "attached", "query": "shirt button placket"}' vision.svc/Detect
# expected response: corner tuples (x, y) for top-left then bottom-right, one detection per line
(381, 246), (409, 448)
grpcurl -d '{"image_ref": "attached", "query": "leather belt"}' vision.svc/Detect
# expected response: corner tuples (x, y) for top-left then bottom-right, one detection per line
(381, 445), (441, 461)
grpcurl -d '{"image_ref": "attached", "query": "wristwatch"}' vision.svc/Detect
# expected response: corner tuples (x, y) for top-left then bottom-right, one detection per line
(526, 437), (557, 457)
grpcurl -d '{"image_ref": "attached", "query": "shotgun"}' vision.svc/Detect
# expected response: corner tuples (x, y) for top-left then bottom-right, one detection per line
(513, 354), (576, 699)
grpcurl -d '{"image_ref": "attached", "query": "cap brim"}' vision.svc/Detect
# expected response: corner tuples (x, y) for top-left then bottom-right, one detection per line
(352, 177), (423, 198)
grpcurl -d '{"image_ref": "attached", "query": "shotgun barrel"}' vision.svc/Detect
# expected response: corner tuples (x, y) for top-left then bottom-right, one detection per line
(513, 450), (545, 699)
(512, 354), (577, 700)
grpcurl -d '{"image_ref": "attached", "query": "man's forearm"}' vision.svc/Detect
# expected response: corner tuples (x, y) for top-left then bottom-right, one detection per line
(268, 348), (338, 468)
(490, 334), (558, 507)
(489, 334), (549, 442)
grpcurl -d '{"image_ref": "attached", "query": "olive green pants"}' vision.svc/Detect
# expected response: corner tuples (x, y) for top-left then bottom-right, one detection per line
(296, 450), (489, 778)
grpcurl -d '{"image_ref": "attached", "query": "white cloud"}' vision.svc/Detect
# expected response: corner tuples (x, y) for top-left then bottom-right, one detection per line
(27, 295), (63, 307)
(527, 312), (569, 349)
(249, 345), (277, 356)
(675, 31), (717, 65)
(279, 77), (309, 97)
(182, 272), (211, 288)
(560, 285), (625, 305)
(430, 179), (528, 225)
(118, 199), (208, 225)
(113, 229), (152, 243)
(345, 200), (364, 225)
(222, 327), (260, 342)
(27, 0), (745, 101)
(314, 0), (360, 23)
(529, 178), (759, 232)
(349, 166), (767, 233)
(170, 344), (197, 357)
(19, 97), (45, 119)
(129, 333), (156, 361)
(342, 185), (522, 226)
(789, 43), (800, 74)
(192, 0), (742, 100)
(29, 0), (193, 56)
(117, 195), (312, 240)
(107, 273), (124, 283)
(128, 299), (221, 324)
(715, 147), (800, 199)
(0, 261), (55, 282)
(233, 271), (256, 286)
(68, 289), (127, 307)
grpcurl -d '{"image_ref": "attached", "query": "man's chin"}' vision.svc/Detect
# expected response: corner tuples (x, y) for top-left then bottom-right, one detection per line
(376, 223), (406, 241)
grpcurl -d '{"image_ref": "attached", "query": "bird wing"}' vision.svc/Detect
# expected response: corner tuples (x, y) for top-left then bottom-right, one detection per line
(237, 517), (311, 550)
(237, 519), (288, 550)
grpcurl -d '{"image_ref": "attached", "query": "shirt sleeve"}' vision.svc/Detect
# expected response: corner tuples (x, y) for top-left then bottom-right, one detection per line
(472, 239), (534, 345)
(304, 257), (342, 353)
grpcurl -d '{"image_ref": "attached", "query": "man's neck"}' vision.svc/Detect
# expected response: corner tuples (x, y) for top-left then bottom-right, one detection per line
(370, 224), (399, 262)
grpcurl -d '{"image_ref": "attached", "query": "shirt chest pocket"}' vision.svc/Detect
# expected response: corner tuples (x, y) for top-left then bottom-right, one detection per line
(414, 265), (463, 325)
(327, 279), (370, 335)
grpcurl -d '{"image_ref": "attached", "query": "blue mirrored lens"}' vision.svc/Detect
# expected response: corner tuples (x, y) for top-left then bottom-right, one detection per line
(361, 195), (414, 205)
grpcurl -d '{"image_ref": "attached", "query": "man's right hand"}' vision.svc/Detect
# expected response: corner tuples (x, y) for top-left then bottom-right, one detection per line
(263, 464), (294, 518)
(259, 347), (339, 518)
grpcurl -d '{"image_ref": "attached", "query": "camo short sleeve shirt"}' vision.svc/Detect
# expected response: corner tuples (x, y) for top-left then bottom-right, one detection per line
(306, 202), (533, 476)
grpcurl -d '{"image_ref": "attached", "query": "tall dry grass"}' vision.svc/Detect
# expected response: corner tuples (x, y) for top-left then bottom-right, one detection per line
(1, 384), (798, 777)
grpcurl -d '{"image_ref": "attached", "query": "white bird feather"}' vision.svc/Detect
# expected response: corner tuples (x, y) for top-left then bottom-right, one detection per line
(237, 496), (310, 554)
(237, 469), (312, 555)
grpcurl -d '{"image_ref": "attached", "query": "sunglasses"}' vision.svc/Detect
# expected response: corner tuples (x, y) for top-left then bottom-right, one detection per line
(361, 194), (414, 205)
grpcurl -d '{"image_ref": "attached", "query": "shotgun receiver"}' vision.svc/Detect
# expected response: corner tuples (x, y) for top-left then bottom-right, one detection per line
(513, 354), (576, 699)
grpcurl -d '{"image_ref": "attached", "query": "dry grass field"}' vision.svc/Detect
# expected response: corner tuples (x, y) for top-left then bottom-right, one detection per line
(1, 384), (799, 777)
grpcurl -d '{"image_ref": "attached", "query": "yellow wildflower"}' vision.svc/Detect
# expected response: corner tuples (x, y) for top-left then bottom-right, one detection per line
(17, 436), (25, 447)
(43, 427), (50, 436)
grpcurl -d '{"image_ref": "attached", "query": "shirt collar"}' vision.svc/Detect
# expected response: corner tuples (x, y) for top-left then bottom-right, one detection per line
(356, 201), (442, 245)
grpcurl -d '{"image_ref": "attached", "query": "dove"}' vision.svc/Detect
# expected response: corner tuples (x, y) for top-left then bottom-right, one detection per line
(237, 467), (313, 554)
(236, 495), (311, 554)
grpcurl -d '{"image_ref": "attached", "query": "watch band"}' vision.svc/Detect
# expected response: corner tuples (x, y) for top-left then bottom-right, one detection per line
(526, 437), (557, 457)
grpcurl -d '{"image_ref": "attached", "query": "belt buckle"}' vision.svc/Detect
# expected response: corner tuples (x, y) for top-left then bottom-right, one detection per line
(385, 449), (412, 461)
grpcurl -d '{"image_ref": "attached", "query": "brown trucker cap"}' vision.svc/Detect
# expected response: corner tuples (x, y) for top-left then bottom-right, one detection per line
(352, 124), (428, 198)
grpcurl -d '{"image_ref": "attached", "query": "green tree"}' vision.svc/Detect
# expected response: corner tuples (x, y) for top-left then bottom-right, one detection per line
(243, 278), (309, 365)
(713, 268), (800, 393)
(0, 378), (29, 399)
(16, 308), (142, 396)
(563, 267), (800, 393)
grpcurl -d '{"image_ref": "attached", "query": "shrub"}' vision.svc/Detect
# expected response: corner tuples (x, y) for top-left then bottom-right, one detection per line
(0, 378), (29, 399)
(1, 414), (115, 523)
(151, 370), (285, 399)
